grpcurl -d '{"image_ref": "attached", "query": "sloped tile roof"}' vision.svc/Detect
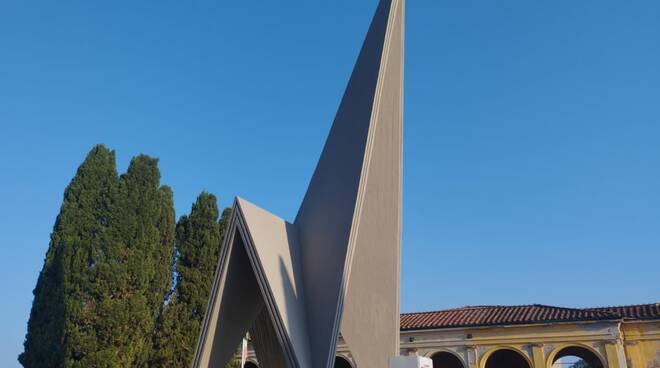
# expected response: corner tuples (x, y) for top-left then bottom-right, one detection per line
(400, 303), (660, 331)
(589, 303), (660, 320)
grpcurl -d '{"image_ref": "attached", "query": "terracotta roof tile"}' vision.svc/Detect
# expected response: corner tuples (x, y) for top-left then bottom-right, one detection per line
(589, 303), (660, 320)
(399, 303), (660, 331)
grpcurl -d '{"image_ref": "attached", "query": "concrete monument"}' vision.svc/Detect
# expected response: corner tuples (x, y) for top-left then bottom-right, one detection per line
(192, 0), (404, 367)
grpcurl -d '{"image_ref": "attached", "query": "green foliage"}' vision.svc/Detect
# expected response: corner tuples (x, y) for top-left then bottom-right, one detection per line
(19, 145), (176, 368)
(150, 193), (231, 368)
(225, 354), (241, 368)
(19, 145), (237, 367)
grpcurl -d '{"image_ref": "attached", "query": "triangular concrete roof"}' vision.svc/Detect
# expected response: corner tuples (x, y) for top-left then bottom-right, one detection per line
(193, 1), (404, 367)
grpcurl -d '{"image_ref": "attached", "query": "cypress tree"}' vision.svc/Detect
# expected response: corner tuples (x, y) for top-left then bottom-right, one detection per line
(105, 155), (176, 367)
(19, 145), (119, 368)
(19, 146), (176, 368)
(151, 193), (231, 367)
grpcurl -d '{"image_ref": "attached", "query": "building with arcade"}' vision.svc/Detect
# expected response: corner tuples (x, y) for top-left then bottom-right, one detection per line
(244, 303), (660, 368)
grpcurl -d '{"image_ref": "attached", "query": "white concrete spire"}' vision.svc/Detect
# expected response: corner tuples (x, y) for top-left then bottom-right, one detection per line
(192, 1), (404, 367)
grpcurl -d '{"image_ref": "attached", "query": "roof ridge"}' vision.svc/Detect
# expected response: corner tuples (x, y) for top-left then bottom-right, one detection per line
(402, 304), (586, 315)
(587, 302), (660, 310)
(533, 304), (617, 317)
(401, 303), (660, 317)
(401, 305), (520, 315)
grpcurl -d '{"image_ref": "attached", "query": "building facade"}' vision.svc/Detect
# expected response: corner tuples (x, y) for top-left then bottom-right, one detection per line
(244, 303), (660, 368)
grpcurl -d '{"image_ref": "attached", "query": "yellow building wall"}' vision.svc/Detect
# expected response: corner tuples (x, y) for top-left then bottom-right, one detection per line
(251, 318), (660, 368)
(621, 321), (660, 368)
(396, 320), (659, 368)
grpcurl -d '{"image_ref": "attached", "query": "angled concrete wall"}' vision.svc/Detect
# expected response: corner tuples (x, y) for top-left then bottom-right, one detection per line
(192, 1), (404, 367)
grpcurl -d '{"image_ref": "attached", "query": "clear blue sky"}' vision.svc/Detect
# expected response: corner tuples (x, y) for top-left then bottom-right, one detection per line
(1, 1), (659, 366)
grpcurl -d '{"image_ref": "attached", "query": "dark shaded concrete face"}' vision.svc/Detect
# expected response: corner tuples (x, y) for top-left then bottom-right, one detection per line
(294, 5), (393, 362)
(250, 308), (288, 368)
(206, 234), (264, 367)
(486, 350), (531, 368)
(296, 0), (403, 367)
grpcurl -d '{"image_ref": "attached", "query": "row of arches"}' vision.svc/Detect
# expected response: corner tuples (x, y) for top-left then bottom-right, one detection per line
(245, 346), (603, 368)
(431, 346), (604, 368)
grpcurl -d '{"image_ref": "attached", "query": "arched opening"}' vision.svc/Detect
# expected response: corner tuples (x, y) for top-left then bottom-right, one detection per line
(551, 346), (604, 368)
(335, 356), (353, 368)
(485, 349), (531, 368)
(431, 351), (465, 368)
(244, 362), (259, 368)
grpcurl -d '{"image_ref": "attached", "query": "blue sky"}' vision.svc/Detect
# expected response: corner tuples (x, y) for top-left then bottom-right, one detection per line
(1, 0), (659, 366)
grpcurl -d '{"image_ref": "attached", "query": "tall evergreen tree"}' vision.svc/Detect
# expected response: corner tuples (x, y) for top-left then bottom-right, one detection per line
(19, 146), (176, 368)
(104, 155), (176, 367)
(19, 145), (119, 368)
(151, 193), (231, 367)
